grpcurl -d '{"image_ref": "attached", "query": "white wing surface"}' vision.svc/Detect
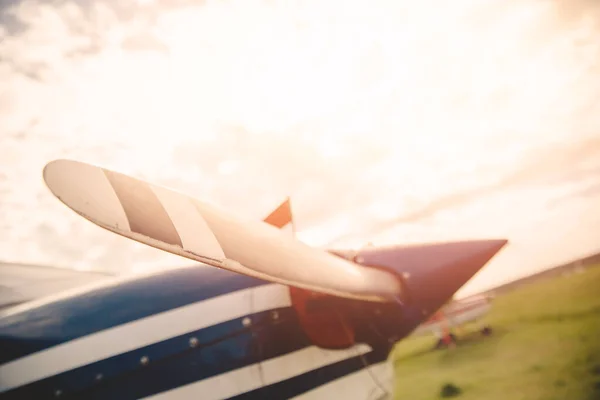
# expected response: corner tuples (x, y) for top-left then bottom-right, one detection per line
(0, 262), (112, 310)
(43, 159), (401, 303)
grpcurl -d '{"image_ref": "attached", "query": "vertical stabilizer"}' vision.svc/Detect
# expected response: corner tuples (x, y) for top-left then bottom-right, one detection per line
(263, 197), (296, 235)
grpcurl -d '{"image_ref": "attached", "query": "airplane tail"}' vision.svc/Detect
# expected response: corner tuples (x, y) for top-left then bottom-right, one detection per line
(355, 240), (507, 331)
(262, 198), (506, 339)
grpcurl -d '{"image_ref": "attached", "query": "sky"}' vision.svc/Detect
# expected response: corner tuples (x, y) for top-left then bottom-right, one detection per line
(0, 0), (599, 297)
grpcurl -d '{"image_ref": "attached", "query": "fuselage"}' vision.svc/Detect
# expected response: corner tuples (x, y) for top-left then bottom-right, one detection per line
(0, 265), (397, 400)
(0, 239), (508, 399)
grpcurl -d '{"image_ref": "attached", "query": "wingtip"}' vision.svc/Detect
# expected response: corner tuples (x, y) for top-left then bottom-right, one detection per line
(42, 159), (62, 197)
(43, 159), (74, 185)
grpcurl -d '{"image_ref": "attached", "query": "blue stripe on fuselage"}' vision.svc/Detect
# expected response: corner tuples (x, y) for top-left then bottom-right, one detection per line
(1, 306), (309, 400)
(0, 266), (267, 365)
(1, 302), (390, 400)
(227, 349), (389, 400)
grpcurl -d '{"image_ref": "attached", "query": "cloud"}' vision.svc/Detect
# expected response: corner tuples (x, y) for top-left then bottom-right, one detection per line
(0, 0), (599, 295)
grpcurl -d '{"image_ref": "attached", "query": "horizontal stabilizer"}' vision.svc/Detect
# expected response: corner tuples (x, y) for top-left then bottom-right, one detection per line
(42, 159), (401, 303)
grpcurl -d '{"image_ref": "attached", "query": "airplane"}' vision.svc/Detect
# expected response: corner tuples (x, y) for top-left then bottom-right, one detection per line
(0, 159), (508, 399)
(412, 294), (493, 348)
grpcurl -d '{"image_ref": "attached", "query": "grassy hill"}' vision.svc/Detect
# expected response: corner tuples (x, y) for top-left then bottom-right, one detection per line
(391, 265), (600, 400)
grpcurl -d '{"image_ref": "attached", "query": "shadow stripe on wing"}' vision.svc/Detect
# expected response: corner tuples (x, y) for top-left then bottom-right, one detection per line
(103, 169), (183, 248)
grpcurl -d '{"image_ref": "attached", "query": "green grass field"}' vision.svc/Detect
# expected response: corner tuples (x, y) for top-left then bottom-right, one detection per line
(390, 265), (600, 400)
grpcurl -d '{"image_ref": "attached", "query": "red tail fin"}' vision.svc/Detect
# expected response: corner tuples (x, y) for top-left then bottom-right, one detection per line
(263, 197), (295, 234)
